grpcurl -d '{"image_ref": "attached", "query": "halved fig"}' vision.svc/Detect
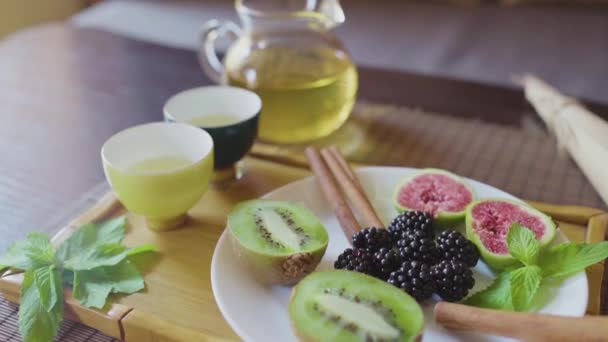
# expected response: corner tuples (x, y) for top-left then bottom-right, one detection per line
(393, 169), (474, 227)
(465, 198), (556, 270)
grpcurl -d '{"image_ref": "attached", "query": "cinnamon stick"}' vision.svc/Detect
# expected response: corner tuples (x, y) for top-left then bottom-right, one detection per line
(305, 147), (361, 243)
(434, 302), (608, 341)
(328, 145), (364, 192)
(320, 148), (384, 228)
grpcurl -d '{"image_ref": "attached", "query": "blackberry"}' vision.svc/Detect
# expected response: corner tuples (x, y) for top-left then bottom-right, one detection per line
(387, 260), (436, 302)
(431, 260), (475, 302)
(334, 248), (378, 277)
(436, 230), (480, 267)
(396, 230), (439, 264)
(373, 248), (403, 280)
(352, 227), (392, 252)
(387, 211), (433, 240)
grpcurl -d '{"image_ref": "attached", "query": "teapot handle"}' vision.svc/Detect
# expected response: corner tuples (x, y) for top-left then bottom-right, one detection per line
(198, 19), (241, 84)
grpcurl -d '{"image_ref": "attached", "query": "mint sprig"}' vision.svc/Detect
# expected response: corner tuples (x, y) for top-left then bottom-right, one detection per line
(465, 271), (512, 310)
(506, 223), (539, 266)
(466, 223), (608, 312)
(539, 241), (608, 278)
(0, 216), (156, 342)
(0, 233), (56, 271)
(73, 260), (145, 309)
(19, 268), (63, 342)
(509, 265), (542, 311)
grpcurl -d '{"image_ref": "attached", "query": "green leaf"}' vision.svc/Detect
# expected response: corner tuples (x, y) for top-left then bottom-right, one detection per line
(19, 268), (63, 342)
(33, 266), (60, 312)
(507, 223), (539, 266)
(510, 265), (542, 311)
(126, 244), (157, 257)
(73, 260), (144, 309)
(56, 216), (126, 265)
(539, 241), (608, 278)
(0, 233), (55, 271)
(465, 271), (513, 310)
(64, 243), (127, 270)
(63, 242), (155, 271)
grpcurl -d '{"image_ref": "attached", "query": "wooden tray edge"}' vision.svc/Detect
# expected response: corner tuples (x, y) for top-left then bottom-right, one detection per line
(121, 309), (231, 342)
(0, 272), (132, 339)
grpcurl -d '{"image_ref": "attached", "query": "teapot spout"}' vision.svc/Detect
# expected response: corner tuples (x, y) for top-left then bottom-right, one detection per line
(319, 0), (345, 29)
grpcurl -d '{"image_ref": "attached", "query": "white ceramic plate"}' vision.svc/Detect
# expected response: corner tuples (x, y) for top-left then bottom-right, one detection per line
(211, 167), (588, 342)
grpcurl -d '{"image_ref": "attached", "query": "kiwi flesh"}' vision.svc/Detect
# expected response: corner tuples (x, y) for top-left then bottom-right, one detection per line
(289, 270), (424, 341)
(228, 199), (329, 285)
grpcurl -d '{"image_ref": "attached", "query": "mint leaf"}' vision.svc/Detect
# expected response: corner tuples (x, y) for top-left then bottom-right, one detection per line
(465, 271), (513, 310)
(73, 260), (144, 309)
(64, 243), (127, 270)
(507, 223), (539, 266)
(19, 268), (63, 342)
(72, 271), (112, 309)
(0, 233), (54, 270)
(127, 244), (157, 257)
(57, 216), (125, 264)
(64, 242), (155, 271)
(539, 241), (608, 278)
(34, 266), (60, 312)
(510, 265), (542, 311)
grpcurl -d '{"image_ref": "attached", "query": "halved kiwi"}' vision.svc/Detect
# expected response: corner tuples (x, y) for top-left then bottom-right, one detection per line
(289, 270), (424, 341)
(227, 199), (329, 285)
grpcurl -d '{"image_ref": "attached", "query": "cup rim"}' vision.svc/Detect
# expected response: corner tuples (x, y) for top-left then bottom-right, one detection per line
(101, 122), (214, 175)
(163, 86), (261, 128)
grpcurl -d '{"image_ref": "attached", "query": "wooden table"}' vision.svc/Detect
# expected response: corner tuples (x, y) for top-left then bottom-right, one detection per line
(1, 23), (607, 341)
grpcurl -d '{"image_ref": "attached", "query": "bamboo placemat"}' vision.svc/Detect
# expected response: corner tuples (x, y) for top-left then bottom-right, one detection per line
(252, 102), (606, 209)
(1, 102), (606, 341)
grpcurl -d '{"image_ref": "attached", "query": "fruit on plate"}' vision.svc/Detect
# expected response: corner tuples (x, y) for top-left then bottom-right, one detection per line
(387, 261), (436, 302)
(431, 259), (475, 302)
(289, 270), (424, 342)
(387, 210), (434, 240)
(436, 230), (480, 267)
(334, 248), (378, 278)
(227, 199), (329, 285)
(465, 198), (556, 270)
(392, 169), (474, 227)
(352, 227), (392, 252)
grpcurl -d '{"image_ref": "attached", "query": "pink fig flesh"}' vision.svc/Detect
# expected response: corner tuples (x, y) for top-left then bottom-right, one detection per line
(470, 200), (547, 254)
(395, 172), (473, 217)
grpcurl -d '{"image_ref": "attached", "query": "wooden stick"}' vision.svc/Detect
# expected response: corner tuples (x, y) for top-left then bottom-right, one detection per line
(328, 145), (363, 191)
(305, 147), (361, 243)
(321, 148), (384, 228)
(434, 302), (608, 341)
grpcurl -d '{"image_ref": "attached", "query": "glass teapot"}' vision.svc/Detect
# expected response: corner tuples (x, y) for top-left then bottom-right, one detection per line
(199, 0), (358, 144)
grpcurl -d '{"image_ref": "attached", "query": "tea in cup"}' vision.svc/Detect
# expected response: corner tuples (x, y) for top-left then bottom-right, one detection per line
(101, 122), (214, 231)
(164, 86), (260, 180)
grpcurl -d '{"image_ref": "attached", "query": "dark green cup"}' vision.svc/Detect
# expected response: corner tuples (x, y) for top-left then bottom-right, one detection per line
(163, 86), (261, 179)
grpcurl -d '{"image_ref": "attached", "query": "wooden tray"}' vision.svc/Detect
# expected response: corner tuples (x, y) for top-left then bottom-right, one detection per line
(1, 156), (607, 341)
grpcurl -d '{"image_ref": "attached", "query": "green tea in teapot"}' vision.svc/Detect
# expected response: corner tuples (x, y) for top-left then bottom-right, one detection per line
(225, 46), (357, 143)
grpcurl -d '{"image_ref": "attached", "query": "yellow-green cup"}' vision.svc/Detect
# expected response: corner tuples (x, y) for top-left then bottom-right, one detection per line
(101, 122), (214, 231)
